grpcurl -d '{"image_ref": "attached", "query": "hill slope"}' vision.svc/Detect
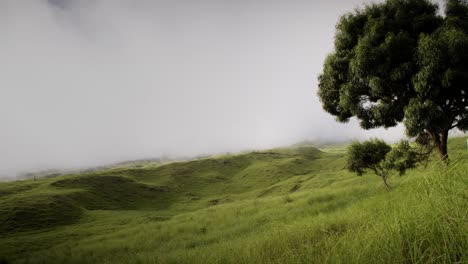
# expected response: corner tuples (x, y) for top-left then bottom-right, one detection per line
(0, 139), (467, 264)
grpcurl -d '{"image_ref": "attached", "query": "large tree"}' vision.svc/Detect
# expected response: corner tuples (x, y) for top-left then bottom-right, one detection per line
(318, 0), (468, 161)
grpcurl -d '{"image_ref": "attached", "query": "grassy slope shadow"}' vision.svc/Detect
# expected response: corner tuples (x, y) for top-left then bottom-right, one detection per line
(0, 194), (82, 234)
(50, 175), (170, 210)
(0, 175), (170, 235)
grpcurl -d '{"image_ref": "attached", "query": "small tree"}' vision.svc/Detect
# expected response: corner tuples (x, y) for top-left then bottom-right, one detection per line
(347, 139), (420, 190)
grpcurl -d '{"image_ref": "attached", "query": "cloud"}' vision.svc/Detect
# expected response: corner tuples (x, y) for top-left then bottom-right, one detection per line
(0, 0), (411, 178)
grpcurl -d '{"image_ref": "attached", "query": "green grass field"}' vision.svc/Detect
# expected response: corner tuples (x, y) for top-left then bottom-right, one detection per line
(0, 137), (467, 264)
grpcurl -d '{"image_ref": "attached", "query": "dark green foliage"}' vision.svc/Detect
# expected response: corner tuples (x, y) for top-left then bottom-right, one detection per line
(445, 0), (468, 29)
(318, 0), (468, 161)
(347, 139), (391, 176)
(0, 256), (9, 264)
(384, 140), (419, 175)
(347, 139), (421, 189)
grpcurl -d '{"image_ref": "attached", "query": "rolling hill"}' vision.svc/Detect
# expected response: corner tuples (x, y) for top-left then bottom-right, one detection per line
(0, 137), (467, 264)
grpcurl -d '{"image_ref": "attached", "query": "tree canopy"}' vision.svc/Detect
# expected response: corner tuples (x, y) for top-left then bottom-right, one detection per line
(347, 139), (420, 190)
(318, 0), (468, 161)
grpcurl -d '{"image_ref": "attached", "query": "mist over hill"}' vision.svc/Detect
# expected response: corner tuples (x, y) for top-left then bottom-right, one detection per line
(0, 0), (416, 179)
(5, 136), (399, 182)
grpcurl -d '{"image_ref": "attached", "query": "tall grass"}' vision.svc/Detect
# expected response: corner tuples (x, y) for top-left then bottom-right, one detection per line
(5, 161), (464, 264)
(147, 161), (467, 264)
(0, 139), (466, 263)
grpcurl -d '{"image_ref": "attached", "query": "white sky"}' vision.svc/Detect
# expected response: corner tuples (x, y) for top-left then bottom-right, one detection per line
(0, 0), (443, 178)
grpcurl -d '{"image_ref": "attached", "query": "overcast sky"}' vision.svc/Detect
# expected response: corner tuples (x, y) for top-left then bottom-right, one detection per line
(0, 0), (444, 178)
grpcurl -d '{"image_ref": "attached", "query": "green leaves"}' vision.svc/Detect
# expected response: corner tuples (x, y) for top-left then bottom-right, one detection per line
(384, 141), (419, 176)
(347, 139), (422, 189)
(318, 0), (468, 160)
(347, 139), (391, 176)
(319, 0), (441, 131)
(404, 99), (445, 137)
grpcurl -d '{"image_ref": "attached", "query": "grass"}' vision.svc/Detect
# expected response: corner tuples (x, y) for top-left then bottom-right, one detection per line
(0, 137), (467, 263)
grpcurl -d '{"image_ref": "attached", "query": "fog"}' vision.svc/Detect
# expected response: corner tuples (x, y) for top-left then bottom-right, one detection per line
(0, 0), (443, 178)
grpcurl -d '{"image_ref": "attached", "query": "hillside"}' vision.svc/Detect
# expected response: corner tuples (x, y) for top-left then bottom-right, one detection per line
(0, 138), (467, 264)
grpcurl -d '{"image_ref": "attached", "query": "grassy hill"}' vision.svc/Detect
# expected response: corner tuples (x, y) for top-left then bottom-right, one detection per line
(0, 138), (467, 264)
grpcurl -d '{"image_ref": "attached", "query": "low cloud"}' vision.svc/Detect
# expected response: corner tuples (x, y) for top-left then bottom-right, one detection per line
(0, 0), (413, 178)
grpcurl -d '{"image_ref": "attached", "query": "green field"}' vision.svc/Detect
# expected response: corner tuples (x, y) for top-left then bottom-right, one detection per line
(1, 137), (467, 264)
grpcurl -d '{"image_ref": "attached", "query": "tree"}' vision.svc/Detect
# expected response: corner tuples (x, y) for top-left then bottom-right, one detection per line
(347, 139), (419, 190)
(318, 0), (468, 162)
(347, 139), (392, 189)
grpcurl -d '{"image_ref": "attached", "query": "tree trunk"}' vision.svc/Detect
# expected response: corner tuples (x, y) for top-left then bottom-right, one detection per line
(438, 130), (449, 163)
(429, 129), (449, 164)
(382, 175), (391, 191)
